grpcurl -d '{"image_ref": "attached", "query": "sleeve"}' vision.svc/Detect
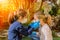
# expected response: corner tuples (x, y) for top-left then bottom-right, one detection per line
(21, 27), (34, 36)
(28, 27), (33, 35)
(42, 26), (50, 40)
(16, 24), (33, 36)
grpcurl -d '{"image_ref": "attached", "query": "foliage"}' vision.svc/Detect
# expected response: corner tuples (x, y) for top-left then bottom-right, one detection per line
(49, 6), (57, 16)
(53, 37), (60, 40)
(57, 9), (60, 15)
(49, 2), (60, 16)
(52, 31), (57, 37)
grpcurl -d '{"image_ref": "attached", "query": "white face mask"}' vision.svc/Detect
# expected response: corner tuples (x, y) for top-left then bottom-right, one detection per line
(21, 18), (27, 24)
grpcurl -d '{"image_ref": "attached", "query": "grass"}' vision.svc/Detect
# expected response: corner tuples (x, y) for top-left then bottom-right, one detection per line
(53, 37), (60, 40)
(0, 37), (60, 40)
(22, 37), (31, 40)
(23, 37), (60, 40)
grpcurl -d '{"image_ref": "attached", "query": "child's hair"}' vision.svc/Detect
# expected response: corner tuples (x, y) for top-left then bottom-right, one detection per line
(16, 9), (27, 18)
(8, 12), (15, 25)
(40, 15), (47, 23)
(40, 15), (51, 26)
(8, 9), (27, 24)
(34, 11), (50, 25)
(34, 11), (45, 19)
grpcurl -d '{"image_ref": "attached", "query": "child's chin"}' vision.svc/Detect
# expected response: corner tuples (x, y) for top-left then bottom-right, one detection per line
(21, 20), (27, 24)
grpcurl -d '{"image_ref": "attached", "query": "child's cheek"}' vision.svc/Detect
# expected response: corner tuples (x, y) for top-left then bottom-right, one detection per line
(21, 18), (28, 24)
(40, 19), (42, 25)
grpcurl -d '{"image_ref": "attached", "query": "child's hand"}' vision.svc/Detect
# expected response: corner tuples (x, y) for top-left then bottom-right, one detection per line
(19, 34), (25, 38)
(28, 31), (37, 37)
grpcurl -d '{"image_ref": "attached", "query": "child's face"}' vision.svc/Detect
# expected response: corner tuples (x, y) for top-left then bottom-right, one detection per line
(40, 19), (43, 26)
(19, 15), (27, 24)
(34, 14), (38, 20)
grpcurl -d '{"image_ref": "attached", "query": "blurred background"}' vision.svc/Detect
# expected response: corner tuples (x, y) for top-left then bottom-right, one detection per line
(0, 0), (60, 40)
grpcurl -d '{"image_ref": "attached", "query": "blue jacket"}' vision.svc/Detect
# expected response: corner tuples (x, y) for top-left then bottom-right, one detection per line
(8, 21), (32, 40)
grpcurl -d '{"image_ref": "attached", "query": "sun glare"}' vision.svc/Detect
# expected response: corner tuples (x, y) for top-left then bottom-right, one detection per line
(0, 0), (8, 3)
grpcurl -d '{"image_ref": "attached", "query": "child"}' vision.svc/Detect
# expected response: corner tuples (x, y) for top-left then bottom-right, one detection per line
(8, 9), (40, 40)
(28, 11), (41, 40)
(39, 15), (53, 40)
(29, 20), (40, 40)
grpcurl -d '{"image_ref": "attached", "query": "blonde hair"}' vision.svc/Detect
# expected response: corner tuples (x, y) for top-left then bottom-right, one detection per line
(35, 11), (50, 25)
(34, 11), (45, 19)
(40, 15), (52, 26)
(40, 15), (47, 23)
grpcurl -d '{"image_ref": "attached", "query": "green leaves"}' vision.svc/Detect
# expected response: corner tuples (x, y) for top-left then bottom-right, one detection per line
(57, 9), (60, 15)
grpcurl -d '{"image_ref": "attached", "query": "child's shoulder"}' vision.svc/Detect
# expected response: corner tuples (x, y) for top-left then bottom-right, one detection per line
(42, 24), (50, 30)
(11, 21), (21, 26)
